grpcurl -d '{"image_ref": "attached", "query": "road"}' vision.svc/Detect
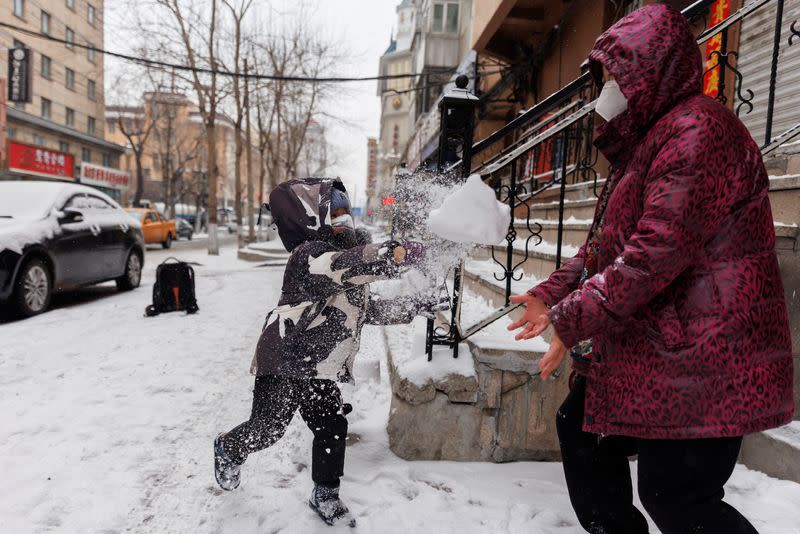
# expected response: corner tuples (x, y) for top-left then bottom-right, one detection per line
(0, 232), (238, 325)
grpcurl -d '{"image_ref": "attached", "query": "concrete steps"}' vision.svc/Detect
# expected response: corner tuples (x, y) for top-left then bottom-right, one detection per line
(523, 198), (597, 221)
(521, 172), (800, 221)
(515, 220), (591, 250)
(740, 423), (800, 484)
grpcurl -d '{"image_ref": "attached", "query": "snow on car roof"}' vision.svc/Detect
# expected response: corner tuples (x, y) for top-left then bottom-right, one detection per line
(0, 180), (121, 219)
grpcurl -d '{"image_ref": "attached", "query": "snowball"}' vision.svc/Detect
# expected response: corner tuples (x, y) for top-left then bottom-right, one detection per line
(427, 174), (510, 245)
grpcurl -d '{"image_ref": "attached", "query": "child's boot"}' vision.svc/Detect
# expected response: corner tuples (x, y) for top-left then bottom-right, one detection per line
(214, 433), (241, 491)
(309, 483), (356, 527)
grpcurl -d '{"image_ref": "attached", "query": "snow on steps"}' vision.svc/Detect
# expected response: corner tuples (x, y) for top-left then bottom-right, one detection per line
(740, 421), (800, 484)
(237, 240), (290, 263)
(522, 174), (800, 228)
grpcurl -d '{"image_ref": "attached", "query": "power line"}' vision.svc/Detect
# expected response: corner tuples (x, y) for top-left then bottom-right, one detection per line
(0, 20), (451, 84)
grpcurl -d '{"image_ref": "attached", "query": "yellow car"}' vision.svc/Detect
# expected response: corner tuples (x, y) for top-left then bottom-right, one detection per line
(125, 208), (177, 249)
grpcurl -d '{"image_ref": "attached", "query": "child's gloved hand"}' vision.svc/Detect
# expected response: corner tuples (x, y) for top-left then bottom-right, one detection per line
(397, 241), (426, 265)
(416, 293), (451, 319)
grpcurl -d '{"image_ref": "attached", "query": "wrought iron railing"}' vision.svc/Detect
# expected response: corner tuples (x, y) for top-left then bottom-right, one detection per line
(422, 0), (800, 359)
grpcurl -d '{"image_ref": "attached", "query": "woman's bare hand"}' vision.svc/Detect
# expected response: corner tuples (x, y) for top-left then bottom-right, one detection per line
(507, 293), (551, 340)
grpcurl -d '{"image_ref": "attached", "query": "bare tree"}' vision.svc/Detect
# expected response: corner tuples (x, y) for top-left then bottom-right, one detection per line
(156, 0), (223, 254)
(221, 0), (255, 243)
(149, 90), (202, 218)
(243, 57), (256, 242)
(117, 111), (157, 207)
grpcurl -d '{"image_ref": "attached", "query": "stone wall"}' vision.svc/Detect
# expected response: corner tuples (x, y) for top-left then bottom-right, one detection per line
(387, 332), (569, 462)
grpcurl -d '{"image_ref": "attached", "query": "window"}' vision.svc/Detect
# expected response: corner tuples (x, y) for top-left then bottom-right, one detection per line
(33, 134), (45, 146)
(87, 80), (96, 100)
(87, 45), (96, 63)
(65, 194), (88, 210)
(445, 2), (459, 33)
(432, 2), (459, 33)
(107, 120), (116, 133)
(82, 148), (92, 162)
(66, 107), (75, 127)
(60, 141), (70, 153)
(13, 0), (24, 18)
(87, 116), (96, 135)
(65, 68), (75, 89)
(432, 3), (444, 32)
(102, 153), (112, 167)
(41, 11), (50, 34)
(66, 28), (75, 49)
(66, 0), (74, 10)
(86, 196), (112, 209)
(41, 55), (51, 78)
(88, 4), (96, 26)
(41, 97), (52, 119)
(8, 127), (17, 139)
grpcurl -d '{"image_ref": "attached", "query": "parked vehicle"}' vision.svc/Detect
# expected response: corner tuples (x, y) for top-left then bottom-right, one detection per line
(0, 180), (145, 317)
(125, 208), (177, 249)
(176, 219), (194, 241)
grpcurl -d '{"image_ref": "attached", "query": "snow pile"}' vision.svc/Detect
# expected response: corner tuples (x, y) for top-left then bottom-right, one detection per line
(428, 174), (511, 245)
(387, 317), (476, 387)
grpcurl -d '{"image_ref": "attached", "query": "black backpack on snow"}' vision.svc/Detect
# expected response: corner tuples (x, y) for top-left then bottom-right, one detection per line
(145, 258), (199, 316)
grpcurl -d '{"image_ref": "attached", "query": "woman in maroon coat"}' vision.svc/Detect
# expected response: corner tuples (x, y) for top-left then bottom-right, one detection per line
(509, 4), (793, 533)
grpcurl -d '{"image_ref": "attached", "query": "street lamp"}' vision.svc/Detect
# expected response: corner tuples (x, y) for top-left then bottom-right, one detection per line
(437, 74), (479, 177)
(426, 74), (479, 360)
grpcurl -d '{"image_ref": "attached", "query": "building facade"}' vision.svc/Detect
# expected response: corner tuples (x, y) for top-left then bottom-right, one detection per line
(106, 93), (238, 214)
(372, 0), (473, 219)
(0, 0), (127, 199)
(371, 0), (416, 216)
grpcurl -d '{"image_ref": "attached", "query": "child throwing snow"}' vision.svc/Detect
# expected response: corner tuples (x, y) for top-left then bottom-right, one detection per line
(214, 178), (434, 527)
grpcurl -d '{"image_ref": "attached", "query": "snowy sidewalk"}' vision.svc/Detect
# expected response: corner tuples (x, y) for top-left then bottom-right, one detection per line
(1, 243), (799, 533)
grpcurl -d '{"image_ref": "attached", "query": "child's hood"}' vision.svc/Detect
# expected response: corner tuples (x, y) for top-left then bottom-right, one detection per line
(269, 177), (348, 251)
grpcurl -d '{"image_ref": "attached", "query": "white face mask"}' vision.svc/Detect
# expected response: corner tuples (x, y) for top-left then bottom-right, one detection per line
(331, 213), (354, 230)
(595, 80), (628, 122)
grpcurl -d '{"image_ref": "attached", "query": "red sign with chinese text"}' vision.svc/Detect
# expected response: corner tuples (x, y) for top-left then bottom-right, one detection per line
(80, 163), (130, 190)
(703, 0), (732, 98)
(7, 141), (75, 180)
(382, 197), (396, 205)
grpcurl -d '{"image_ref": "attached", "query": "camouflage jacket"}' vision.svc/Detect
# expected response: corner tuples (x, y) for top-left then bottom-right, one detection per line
(251, 178), (416, 382)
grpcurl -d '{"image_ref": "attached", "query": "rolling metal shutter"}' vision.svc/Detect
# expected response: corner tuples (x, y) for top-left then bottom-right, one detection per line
(735, 0), (800, 146)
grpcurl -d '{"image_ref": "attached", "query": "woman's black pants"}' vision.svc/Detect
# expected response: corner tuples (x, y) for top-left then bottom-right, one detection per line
(557, 375), (759, 534)
(221, 375), (348, 487)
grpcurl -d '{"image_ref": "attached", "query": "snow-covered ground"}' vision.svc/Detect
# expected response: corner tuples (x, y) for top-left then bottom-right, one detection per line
(1, 241), (799, 533)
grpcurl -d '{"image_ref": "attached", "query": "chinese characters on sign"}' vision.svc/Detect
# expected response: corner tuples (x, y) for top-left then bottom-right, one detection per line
(703, 0), (731, 98)
(7, 142), (75, 180)
(7, 47), (33, 103)
(80, 163), (130, 191)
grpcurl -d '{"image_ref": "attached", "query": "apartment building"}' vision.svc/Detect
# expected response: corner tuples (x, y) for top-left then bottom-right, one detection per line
(0, 0), (126, 198)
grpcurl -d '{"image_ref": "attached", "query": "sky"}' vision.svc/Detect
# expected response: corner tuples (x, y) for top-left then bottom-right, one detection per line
(105, 0), (401, 209)
(309, 0), (400, 207)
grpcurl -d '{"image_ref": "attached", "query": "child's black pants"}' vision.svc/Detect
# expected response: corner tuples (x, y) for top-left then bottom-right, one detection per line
(557, 374), (758, 534)
(222, 374), (348, 487)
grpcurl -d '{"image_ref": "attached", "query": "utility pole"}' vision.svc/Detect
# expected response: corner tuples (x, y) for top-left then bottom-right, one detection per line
(244, 58), (255, 242)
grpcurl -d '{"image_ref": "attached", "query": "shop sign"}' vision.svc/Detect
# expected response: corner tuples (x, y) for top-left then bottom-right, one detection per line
(7, 47), (32, 103)
(7, 141), (74, 180)
(80, 162), (130, 190)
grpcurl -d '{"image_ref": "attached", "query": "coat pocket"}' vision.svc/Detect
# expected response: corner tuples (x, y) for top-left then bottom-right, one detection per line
(647, 302), (689, 350)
